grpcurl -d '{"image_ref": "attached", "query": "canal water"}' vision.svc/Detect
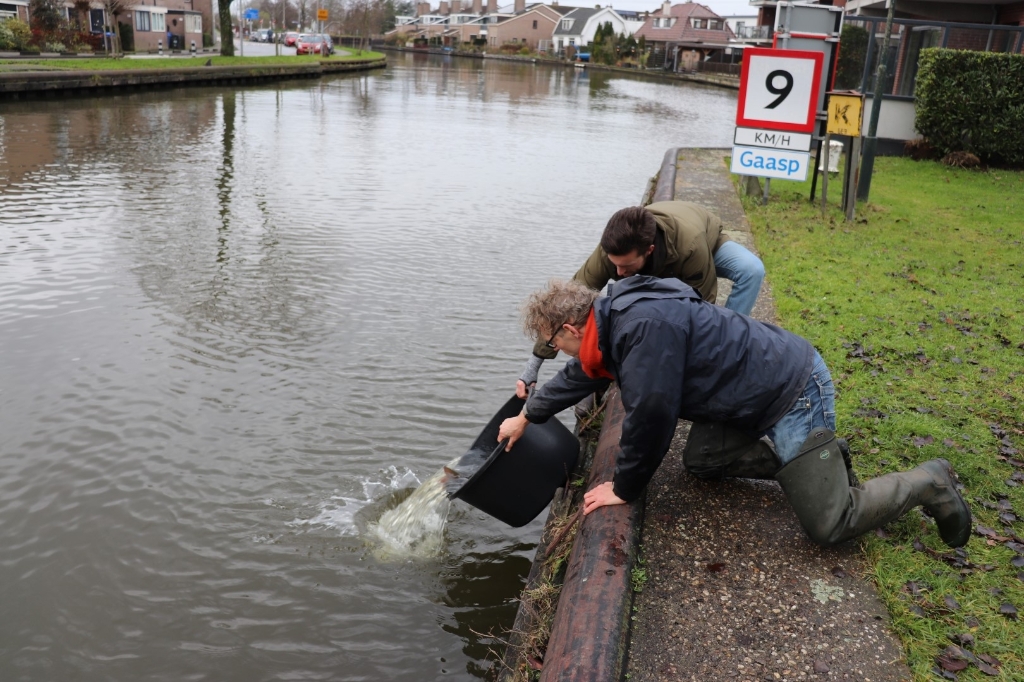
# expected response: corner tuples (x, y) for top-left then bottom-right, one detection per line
(0, 53), (735, 681)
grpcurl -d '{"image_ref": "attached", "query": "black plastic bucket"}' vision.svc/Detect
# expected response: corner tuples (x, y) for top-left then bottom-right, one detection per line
(449, 395), (580, 527)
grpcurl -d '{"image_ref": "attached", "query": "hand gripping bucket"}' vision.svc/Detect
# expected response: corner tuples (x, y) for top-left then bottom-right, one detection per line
(449, 395), (580, 527)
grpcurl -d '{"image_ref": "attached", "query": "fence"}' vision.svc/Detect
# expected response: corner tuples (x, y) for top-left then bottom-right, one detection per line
(839, 16), (1024, 100)
(733, 25), (772, 42)
(694, 61), (741, 75)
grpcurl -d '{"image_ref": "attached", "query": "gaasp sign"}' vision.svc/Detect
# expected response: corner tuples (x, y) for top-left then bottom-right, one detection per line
(736, 47), (824, 134)
(730, 146), (810, 181)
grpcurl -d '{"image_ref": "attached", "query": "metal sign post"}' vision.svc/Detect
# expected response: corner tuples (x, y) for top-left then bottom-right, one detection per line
(821, 91), (865, 221)
(773, 2), (844, 203)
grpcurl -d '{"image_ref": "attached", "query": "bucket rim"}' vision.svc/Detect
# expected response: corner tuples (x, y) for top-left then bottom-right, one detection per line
(448, 438), (508, 501)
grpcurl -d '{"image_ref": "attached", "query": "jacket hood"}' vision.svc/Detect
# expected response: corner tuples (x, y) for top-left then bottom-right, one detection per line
(593, 276), (703, 367)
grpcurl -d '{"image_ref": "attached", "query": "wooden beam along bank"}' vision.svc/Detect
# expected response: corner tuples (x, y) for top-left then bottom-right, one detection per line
(540, 387), (643, 681)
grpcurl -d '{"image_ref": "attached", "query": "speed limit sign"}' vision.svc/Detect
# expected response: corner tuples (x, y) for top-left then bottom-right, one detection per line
(737, 47), (824, 133)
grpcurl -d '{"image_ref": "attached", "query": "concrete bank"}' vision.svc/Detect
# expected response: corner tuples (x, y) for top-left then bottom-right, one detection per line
(377, 46), (737, 90)
(629, 149), (911, 682)
(502, 148), (914, 681)
(0, 58), (386, 99)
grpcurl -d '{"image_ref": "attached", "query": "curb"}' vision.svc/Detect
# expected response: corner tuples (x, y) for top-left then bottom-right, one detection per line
(377, 46), (739, 90)
(0, 58), (386, 98)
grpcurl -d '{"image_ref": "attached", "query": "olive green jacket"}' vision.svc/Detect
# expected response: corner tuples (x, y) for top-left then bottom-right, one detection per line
(532, 201), (729, 359)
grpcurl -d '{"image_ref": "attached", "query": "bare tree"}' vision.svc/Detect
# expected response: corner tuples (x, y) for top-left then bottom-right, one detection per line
(102, 0), (126, 55)
(294, 0), (310, 31)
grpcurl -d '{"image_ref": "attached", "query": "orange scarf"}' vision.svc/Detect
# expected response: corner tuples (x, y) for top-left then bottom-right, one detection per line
(579, 309), (614, 380)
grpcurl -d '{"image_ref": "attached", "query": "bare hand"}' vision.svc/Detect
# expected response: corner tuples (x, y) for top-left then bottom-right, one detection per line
(498, 414), (529, 452)
(515, 380), (534, 399)
(583, 481), (626, 515)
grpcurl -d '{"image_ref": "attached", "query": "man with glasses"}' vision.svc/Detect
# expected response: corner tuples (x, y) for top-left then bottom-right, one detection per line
(497, 277), (971, 549)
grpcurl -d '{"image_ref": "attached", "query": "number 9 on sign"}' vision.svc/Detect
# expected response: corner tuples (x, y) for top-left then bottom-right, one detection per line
(737, 48), (824, 133)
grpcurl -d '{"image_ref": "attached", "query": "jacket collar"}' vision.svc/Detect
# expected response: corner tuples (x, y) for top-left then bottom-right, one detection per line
(593, 276), (702, 373)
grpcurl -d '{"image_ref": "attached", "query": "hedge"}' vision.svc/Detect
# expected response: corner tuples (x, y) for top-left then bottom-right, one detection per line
(915, 48), (1024, 167)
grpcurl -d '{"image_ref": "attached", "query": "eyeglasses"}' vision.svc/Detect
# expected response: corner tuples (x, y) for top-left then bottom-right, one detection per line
(545, 324), (564, 349)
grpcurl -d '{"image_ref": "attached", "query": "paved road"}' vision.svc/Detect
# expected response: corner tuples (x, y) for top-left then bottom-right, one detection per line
(233, 39), (298, 57)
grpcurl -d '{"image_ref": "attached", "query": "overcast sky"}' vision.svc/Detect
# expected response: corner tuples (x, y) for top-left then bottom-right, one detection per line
(602, 0), (759, 17)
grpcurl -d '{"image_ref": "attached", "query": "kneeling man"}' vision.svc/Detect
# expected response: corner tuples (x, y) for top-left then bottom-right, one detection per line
(498, 277), (971, 548)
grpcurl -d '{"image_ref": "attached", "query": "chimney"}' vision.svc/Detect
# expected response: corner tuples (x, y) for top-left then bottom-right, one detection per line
(439, 0), (449, 14)
(472, 0), (482, 14)
(451, 0), (461, 12)
(419, 1), (431, 16)
(661, 1), (671, 16)
(514, 0), (525, 13)
(487, 0), (497, 14)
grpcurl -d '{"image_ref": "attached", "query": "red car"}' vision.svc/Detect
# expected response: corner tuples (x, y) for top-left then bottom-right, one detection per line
(295, 34), (331, 55)
(283, 32), (300, 47)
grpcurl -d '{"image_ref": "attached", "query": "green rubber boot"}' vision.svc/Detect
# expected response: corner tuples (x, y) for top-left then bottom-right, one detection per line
(776, 428), (972, 548)
(683, 421), (780, 480)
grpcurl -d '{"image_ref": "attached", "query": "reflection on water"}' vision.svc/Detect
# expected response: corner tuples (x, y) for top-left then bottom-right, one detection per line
(0, 53), (735, 680)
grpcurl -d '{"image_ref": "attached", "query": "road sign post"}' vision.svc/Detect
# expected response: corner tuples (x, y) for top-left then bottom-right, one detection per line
(732, 47), (824, 201)
(773, 2), (845, 203)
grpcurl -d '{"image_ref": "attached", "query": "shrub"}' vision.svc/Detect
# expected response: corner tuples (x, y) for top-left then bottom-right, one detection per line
(834, 23), (868, 90)
(44, 41), (66, 52)
(118, 21), (133, 51)
(0, 18), (32, 50)
(915, 48), (1024, 167)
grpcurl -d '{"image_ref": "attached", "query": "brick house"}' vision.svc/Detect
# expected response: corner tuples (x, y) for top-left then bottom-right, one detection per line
(1, 0), (30, 23)
(486, 4), (564, 51)
(19, 0), (213, 52)
(125, 0), (211, 52)
(634, 1), (735, 70)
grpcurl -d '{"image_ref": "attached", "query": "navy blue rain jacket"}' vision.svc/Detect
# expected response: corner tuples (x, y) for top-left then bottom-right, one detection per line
(524, 276), (815, 502)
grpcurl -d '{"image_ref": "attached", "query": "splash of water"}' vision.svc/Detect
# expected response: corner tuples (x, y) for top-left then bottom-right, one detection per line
(366, 456), (462, 560)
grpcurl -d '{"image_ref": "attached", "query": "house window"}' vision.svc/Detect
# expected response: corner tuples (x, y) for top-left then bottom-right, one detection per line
(134, 10), (150, 32)
(186, 14), (202, 33)
(691, 18), (704, 29)
(709, 19), (722, 30)
(532, 19), (537, 29)
(561, 19), (572, 30)
(90, 8), (104, 32)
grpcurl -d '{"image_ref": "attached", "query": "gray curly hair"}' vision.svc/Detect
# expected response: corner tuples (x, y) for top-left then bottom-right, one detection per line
(521, 279), (600, 341)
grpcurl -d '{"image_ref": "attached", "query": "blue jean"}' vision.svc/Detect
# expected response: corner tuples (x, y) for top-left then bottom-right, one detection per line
(763, 351), (836, 465)
(713, 240), (765, 317)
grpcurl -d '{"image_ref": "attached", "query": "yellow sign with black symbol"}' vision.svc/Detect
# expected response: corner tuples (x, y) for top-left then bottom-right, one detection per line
(827, 93), (864, 137)
(317, 8), (328, 20)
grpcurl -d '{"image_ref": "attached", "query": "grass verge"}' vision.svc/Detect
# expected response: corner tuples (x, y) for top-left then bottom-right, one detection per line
(743, 156), (1024, 681)
(0, 52), (384, 72)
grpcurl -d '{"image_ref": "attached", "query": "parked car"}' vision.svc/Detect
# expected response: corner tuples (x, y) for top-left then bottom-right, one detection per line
(283, 31), (300, 47)
(296, 34), (332, 56)
(252, 28), (270, 42)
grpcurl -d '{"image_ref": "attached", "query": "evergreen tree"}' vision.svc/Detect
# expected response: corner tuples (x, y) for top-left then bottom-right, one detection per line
(28, 0), (64, 33)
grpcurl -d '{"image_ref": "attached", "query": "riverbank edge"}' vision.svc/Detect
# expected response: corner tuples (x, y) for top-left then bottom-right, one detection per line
(495, 152), (675, 681)
(0, 57), (387, 98)
(377, 45), (738, 90)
